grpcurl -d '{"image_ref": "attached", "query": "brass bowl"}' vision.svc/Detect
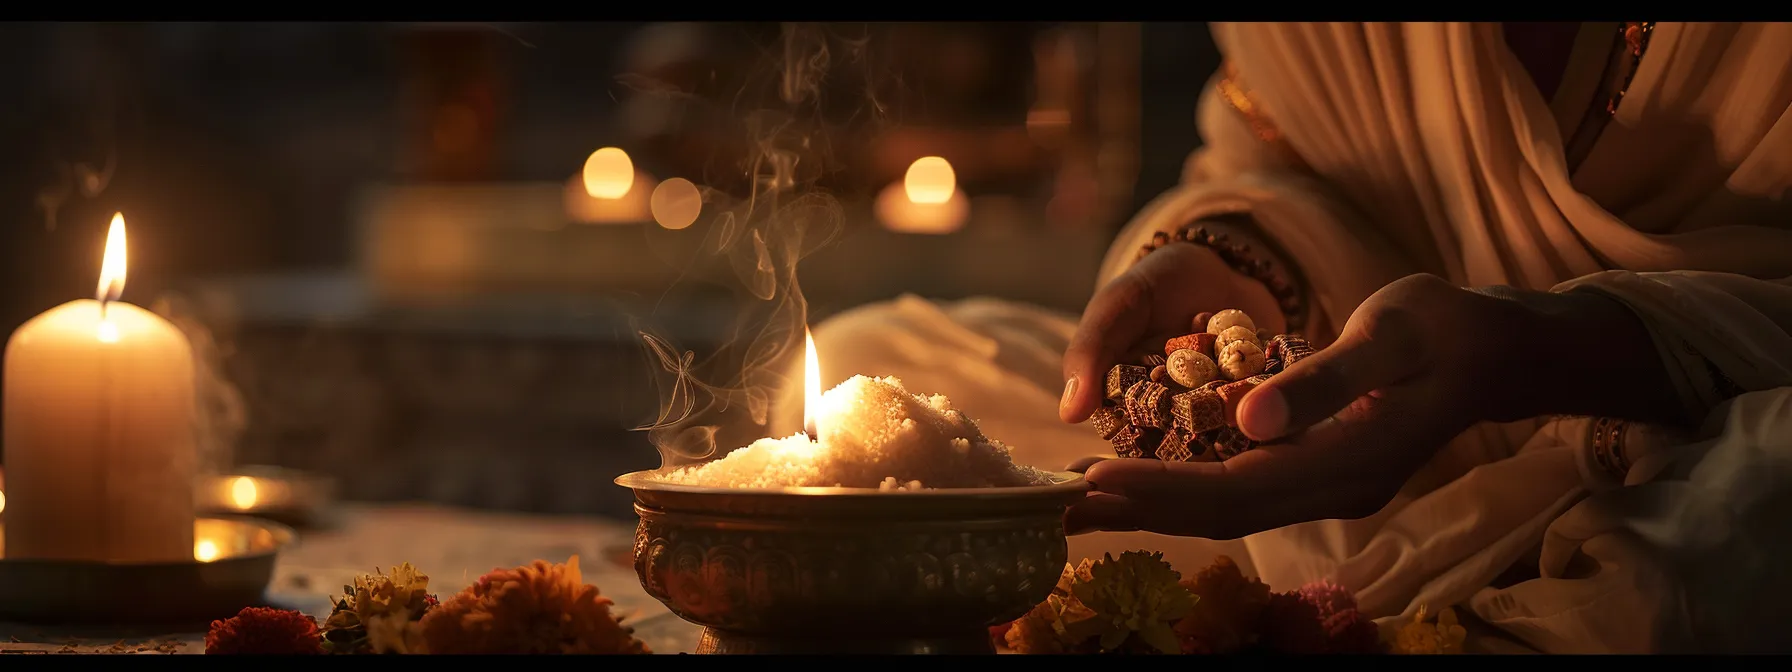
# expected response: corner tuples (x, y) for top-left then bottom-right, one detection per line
(0, 516), (296, 626)
(615, 470), (1088, 654)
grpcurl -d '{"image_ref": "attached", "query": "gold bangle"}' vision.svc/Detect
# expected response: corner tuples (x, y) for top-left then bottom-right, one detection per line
(1589, 417), (1632, 478)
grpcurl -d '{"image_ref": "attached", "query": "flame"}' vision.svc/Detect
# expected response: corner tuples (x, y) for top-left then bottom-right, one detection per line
(803, 327), (821, 439)
(96, 213), (127, 302)
(229, 477), (259, 510)
(95, 213), (127, 342)
(194, 539), (220, 563)
(903, 156), (956, 205)
(583, 147), (636, 200)
(0, 488), (6, 516)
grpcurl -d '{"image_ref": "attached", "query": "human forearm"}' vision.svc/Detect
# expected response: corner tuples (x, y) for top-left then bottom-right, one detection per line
(1495, 287), (1688, 426)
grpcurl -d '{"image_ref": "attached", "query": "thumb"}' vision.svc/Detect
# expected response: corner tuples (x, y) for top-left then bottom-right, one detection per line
(1237, 328), (1419, 441)
(1061, 276), (1150, 423)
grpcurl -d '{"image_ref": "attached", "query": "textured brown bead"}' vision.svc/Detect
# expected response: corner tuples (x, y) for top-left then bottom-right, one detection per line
(1170, 386), (1226, 435)
(1125, 380), (1174, 430)
(1216, 377), (1263, 427)
(1155, 431), (1195, 462)
(1190, 443), (1221, 462)
(1106, 365), (1149, 401)
(1088, 406), (1128, 440)
(1111, 425), (1164, 459)
(1149, 365), (1169, 384)
(1164, 332), (1218, 357)
(1193, 312), (1216, 331)
(1268, 334), (1317, 367)
(1211, 427), (1254, 460)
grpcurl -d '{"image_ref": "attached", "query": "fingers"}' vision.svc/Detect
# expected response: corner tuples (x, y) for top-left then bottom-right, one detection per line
(1063, 493), (1142, 535)
(1076, 387), (1443, 538)
(1064, 455), (1111, 474)
(1237, 319), (1422, 442)
(1061, 277), (1150, 423)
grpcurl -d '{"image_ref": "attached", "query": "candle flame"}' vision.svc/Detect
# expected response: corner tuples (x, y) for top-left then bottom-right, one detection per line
(803, 327), (821, 440)
(229, 477), (259, 510)
(194, 539), (220, 563)
(904, 156), (956, 205)
(0, 488), (6, 515)
(96, 213), (127, 304)
(583, 147), (636, 200)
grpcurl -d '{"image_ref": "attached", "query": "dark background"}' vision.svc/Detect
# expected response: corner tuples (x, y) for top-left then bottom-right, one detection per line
(0, 22), (1220, 518)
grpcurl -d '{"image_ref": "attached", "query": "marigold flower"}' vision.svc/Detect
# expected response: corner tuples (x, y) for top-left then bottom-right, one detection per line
(1320, 608), (1385, 654)
(1173, 555), (1270, 654)
(1064, 552), (1195, 654)
(1293, 580), (1382, 653)
(1389, 605), (1467, 654)
(364, 612), (427, 654)
(1257, 591), (1330, 654)
(419, 555), (649, 655)
(323, 563), (433, 634)
(205, 607), (323, 655)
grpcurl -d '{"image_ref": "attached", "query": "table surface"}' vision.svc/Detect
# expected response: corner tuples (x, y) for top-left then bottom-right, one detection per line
(0, 504), (704, 654)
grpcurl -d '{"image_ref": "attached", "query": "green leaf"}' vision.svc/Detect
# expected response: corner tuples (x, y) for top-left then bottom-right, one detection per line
(1138, 623), (1182, 655)
(1098, 627), (1129, 652)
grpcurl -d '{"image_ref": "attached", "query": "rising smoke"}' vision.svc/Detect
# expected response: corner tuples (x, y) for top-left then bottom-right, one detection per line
(630, 23), (896, 467)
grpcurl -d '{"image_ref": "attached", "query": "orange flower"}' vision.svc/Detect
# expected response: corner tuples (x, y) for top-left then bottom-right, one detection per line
(419, 555), (649, 655)
(1172, 555), (1270, 654)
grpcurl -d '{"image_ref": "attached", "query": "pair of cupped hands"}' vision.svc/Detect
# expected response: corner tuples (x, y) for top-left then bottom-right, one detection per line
(1056, 243), (1680, 540)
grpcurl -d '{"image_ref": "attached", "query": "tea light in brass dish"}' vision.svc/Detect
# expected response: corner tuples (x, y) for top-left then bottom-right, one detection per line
(197, 466), (337, 529)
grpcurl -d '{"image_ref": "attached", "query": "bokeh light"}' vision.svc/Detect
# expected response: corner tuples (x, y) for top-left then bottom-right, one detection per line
(903, 156), (956, 205)
(583, 147), (636, 199)
(650, 178), (703, 230)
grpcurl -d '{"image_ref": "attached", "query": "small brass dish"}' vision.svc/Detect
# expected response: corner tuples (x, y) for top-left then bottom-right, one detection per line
(0, 516), (296, 625)
(615, 470), (1088, 654)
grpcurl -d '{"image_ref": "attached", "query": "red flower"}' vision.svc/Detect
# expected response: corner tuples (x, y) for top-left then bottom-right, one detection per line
(205, 607), (324, 655)
(988, 622), (1013, 648)
(1256, 592), (1329, 654)
(1294, 580), (1383, 653)
(1320, 608), (1385, 654)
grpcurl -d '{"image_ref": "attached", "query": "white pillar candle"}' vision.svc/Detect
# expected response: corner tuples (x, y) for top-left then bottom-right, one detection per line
(3, 213), (196, 562)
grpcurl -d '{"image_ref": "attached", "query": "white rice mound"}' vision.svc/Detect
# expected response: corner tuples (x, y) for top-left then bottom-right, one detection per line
(658, 375), (1054, 490)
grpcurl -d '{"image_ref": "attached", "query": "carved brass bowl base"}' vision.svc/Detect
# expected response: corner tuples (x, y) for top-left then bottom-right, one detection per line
(615, 470), (1087, 655)
(697, 628), (994, 655)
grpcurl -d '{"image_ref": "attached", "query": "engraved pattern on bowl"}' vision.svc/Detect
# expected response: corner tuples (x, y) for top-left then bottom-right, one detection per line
(617, 470), (1086, 637)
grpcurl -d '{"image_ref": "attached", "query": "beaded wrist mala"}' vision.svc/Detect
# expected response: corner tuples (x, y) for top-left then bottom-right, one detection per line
(1134, 213), (1310, 335)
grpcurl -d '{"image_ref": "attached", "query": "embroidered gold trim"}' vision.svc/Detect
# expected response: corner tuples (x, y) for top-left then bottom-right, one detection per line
(1605, 22), (1656, 116)
(1563, 21), (1656, 174)
(1216, 61), (1309, 169)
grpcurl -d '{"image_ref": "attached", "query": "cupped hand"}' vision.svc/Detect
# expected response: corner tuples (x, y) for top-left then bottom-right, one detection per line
(1064, 274), (1548, 539)
(1060, 242), (1284, 424)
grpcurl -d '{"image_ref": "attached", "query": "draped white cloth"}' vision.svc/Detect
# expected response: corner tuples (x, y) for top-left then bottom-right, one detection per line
(777, 22), (1792, 652)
